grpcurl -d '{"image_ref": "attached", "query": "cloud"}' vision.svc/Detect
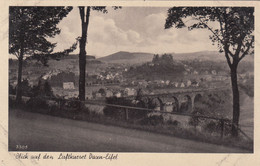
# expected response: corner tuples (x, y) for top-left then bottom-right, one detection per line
(137, 12), (217, 53)
(89, 16), (142, 46)
(127, 30), (142, 43)
(86, 16), (144, 56)
(50, 11), (143, 56)
(50, 8), (218, 57)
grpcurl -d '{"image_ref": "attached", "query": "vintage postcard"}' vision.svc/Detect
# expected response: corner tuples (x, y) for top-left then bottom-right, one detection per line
(1, 0), (260, 165)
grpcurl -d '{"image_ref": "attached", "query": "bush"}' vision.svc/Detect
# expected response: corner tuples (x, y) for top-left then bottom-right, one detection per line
(26, 96), (49, 110)
(9, 83), (16, 95)
(193, 91), (231, 118)
(9, 96), (27, 109)
(166, 119), (180, 126)
(103, 96), (148, 120)
(202, 120), (232, 136)
(139, 115), (164, 126)
(203, 120), (221, 134)
(188, 116), (200, 127)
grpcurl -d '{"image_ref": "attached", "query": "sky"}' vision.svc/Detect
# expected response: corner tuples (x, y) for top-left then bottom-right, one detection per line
(49, 7), (218, 58)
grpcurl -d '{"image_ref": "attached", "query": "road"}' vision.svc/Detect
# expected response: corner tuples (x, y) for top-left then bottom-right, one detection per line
(9, 109), (250, 152)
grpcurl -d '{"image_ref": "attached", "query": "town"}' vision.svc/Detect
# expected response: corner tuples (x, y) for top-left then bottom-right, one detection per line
(9, 52), (253, 101)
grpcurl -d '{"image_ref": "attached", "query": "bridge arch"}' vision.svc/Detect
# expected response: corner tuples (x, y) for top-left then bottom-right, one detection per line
(194, 94), (202, 103)
(151, 97), (164, 111)
(193, 93), (203, 112)
(171, 96), (179, 112)
(179, 95), (192, 113)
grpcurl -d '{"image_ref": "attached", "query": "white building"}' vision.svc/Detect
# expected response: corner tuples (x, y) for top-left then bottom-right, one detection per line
(187, 80), (192, 87)
(105, 90), (113, 97)
(124, 88), (136, 96)
(115, 92), (121, 98)
(85, 91), (93, 100)
(95, 92), (102, 98)
(64, 91), (78, 99)
(63, 82), (75, 90)
(174, 82), (179, 88)
(180, 82), (185, 88)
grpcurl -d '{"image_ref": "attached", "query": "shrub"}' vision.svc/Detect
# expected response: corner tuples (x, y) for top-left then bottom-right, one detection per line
(9, 83), (16, 95)
(103, 96), (148, 120)
(193, 91), (231, 118)
(188, 116), (200, 128)
(139, 115), (164, 126)
(26, 96), (49, 110)
(166, 119), (180, 126)
(203, 120), (221, 134)
(9, 96), (27, 108)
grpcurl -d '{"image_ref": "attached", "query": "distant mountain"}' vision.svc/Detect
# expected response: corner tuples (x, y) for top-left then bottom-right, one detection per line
(170, 51), (252, 62)
(170, 51), (225, 61)
(98, 51), (253, 64)
(98, 51), (154, 64)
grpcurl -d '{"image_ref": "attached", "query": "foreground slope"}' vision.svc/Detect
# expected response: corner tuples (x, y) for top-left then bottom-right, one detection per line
(9, 109), (250, 152)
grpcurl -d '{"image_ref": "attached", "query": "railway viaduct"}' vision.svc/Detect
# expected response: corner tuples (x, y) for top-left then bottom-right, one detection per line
(123, 88), (229, 113)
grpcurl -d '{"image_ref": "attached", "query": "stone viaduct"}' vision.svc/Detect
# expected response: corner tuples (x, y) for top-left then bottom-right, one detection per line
(123, 88), (228, 113)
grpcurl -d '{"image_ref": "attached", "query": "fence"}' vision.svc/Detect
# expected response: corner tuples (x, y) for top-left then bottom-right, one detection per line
(9, 95), (252, 141)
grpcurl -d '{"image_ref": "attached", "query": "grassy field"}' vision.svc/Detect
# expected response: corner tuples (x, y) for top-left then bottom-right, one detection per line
(9, 108), (251, 152)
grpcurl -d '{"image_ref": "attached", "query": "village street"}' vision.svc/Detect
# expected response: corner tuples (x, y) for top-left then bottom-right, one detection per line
(9, 109), (250, 153)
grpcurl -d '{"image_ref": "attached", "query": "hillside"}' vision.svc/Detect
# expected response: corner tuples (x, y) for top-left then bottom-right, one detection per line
(98, 51), (154, 64)
(170, 51), (225, 61)
(98, 51), (254, 64)
(171, 51), (254, 62)
(125, 54), (186, 81)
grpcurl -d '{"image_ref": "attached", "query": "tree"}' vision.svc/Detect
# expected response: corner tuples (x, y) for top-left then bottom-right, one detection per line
(9, 7), (75, 103)
(78, 6), (121, 101)
(152, 54), (160, 64)
(165, 7), (254, 136)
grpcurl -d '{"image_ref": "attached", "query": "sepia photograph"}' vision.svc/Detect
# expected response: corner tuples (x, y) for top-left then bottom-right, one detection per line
(8, 5), (254, 153)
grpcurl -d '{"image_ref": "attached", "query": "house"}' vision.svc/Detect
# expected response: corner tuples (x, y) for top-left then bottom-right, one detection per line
(65, 91), (78, 99)
(191, 80), (199, 87)
(218, 71), (227, 75)
(212, 70), (217, 75)
(63, 82), (75, 90)
(124, 88), (136, 96)
(205, 75), (213, 81)
(105, 90), (113, 97)
(187, 80), (192, 87)
(86, 80), (93, 86)
(174, 82), (179, 88)
(138, 80), (148, 88)
(95, 92), (102, 98)
(131, 81), (137, 86)
(85, 91), (93, 100)
(86, 94), (93, 100)
(114, 92), (121, 98)
(180, 82), (185, 88)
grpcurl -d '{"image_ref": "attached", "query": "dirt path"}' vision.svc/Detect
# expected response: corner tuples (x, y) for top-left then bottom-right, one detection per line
(9, 109), (250, 152)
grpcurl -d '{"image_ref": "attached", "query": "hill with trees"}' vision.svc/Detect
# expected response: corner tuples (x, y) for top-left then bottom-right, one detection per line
(125, 54), (185, 80)
(98, 51), (154, 64)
